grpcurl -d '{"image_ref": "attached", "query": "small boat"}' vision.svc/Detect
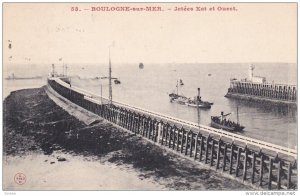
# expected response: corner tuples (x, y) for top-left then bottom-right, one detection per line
(114, 79), (121, 84)
(211, 111), (245, 132)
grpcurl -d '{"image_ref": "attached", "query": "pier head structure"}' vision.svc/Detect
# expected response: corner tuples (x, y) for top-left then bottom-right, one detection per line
(226, 65), (297, 106)
(47, 76), (297, 190)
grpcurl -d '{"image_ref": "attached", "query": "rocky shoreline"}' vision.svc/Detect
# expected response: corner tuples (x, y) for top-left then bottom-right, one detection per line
(3, 87), (253, 190)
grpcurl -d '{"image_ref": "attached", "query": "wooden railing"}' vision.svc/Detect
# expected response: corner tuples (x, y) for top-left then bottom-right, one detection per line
(47, 77), (298, 190)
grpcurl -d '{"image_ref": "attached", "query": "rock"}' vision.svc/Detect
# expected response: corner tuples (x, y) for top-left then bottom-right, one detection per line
(50, 161), (55, 164)
(57, 157), (66, 162)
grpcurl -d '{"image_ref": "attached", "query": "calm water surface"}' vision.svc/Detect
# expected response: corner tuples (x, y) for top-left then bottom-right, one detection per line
(4, 63), (297, 148)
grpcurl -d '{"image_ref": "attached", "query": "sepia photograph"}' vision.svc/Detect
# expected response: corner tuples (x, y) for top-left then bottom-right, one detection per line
(2, 2), (297, 192)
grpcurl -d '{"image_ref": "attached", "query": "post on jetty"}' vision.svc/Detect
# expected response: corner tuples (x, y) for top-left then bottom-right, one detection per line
(108, 42), (114, 105)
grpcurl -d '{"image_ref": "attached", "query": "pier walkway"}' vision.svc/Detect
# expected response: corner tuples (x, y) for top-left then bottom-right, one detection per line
(47, 77), (297, 190)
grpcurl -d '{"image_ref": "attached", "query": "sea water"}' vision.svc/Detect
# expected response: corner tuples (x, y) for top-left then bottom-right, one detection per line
(3, 63), (297, 149)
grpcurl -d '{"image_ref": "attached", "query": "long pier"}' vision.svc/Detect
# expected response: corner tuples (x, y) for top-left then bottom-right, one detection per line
(47, 77), (297, 190)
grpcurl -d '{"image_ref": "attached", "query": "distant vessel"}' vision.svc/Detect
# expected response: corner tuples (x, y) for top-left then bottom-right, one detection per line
(5, 73), (42, 80)
(225, 64), (297, 106)
(169, 82), (212, 109)
(114, 79), (121, 84)
(211, 110), (244, 132)
(139, 62), (144, 69)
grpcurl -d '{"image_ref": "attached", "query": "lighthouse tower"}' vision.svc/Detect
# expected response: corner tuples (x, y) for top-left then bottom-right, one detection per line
(248, 64), (255, 82)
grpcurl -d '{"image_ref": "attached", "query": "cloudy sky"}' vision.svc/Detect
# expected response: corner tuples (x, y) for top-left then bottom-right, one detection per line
(3, 3), (297, 64)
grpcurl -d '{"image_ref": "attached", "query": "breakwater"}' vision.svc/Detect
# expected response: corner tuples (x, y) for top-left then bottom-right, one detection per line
(225, 80), (297, 106)
(47, 77), (297, 190)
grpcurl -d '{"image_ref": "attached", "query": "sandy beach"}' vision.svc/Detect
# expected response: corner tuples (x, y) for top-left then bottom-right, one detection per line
(3, 87), (253, 190)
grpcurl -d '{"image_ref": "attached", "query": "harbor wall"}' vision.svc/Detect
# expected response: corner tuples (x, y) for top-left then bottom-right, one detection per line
(226, 80), (297, 106)
(47, 77), (297, 190)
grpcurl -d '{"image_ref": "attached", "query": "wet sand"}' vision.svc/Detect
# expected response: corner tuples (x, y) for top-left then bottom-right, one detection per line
(3, 87), (254, 190)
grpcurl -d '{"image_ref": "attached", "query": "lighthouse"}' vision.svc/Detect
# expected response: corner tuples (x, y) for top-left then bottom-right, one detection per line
(248, 64), (255, 82)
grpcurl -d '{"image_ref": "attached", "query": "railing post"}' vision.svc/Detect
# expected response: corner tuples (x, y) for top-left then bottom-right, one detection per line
(130, 113), (134, 132)
(152, 121), (157, 141)
(157, 122), (162, 143)
(134, 114), (138, 132)
(172, 126), (177, 150)
(189, 132), (194, 157)
(161, 123), (165, 145)
(251, 152), (256, 184)
(127, 112), (131, 130)
(176, 128), (180, 151)
(147, 118), (152, 139)
(287, 162), (292, 189)
(136, 115), (141, 135)
(222, 143), (227, 172)
(210, 140), (214, 166)
(185, 131), (189, 155)
(142, 116), (146, 136)
(205, 136), (210, 164)
(116, 108), (120, 125)
(124, 110), (128, 128)
(199, 136), (204, 162)
(132, 113), (136, 134)
(194, 133), (200, 160)
(277, 160), (282, 190)
(236, 147), (242, 177)
(180, 128), (185, 153)
(229, 142), (235, 174)
(149, 120), (153, 140)
(168, 126), (172, 148)
(243, 147), (248, 181)
(216, 139), (221, 170)
(259, 154), (264, 187)
(268, 158), (273, 190)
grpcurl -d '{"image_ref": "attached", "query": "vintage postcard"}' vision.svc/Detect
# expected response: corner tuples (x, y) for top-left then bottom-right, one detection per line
(2, 2), (297, 192)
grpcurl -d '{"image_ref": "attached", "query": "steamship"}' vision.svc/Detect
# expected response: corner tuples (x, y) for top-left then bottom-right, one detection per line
(169, 84), (213, 109)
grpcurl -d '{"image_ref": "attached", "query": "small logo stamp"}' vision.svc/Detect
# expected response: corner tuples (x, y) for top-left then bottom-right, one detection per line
(14, 173), (26, 185)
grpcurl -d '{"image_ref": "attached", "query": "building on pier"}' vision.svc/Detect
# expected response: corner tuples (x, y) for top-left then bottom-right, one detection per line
(225, 65), (297, 104)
